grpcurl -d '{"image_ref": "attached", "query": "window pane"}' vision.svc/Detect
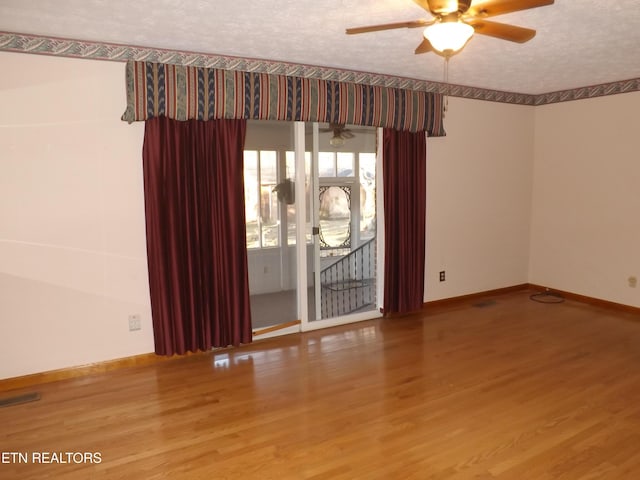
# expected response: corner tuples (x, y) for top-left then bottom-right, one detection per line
(285, 151), (295, 179)
(318, 152), (335, 177)
(285, 151), (313, 245)
(260, 185), (279, 247)
(359, 152), (376, 177)
(359, 153), (376, 240)
(260, 151), (279, 248)
(304, 152), (312, 243)
(260, 151), (277, 183)
(243, 151), (259, 248)
(337, 152), (354, 177)
(285, 151), (296, 246)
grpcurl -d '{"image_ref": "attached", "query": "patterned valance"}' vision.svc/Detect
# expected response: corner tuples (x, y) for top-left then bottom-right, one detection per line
(121, 61), (445, 135)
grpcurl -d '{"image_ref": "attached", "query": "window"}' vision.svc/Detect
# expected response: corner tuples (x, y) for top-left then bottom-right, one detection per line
(285, 151), (312, 246)
(359, 153), (376, 240)
(337, 152), (354, 177)
(318, 152), (335, 177)
(318, 152), (355, 178)
(244, 150), (279, 249)
(244, 146), (374, 250)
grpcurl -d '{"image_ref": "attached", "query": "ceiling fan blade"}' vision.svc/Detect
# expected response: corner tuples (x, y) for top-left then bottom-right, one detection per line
(346, 19), (433, 35)
(468, 19), (536, 43)
(468, 0), (554, 18)
(342, 131), (355, 139)
(414, 38), (434, 54)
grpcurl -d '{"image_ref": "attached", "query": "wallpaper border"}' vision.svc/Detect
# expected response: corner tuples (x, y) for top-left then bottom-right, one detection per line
(1, 31), (638, 106)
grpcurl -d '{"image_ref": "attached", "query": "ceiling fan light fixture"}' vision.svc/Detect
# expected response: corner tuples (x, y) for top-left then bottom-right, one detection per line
(329, 135), (345, 148)
(423, 21), (474, 55)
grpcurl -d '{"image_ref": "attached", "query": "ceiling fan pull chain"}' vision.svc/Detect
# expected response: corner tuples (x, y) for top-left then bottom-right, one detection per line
(443, 56), (450, 114)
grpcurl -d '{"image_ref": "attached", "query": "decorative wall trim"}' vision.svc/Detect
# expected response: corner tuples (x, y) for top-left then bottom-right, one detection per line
(534, 78), (640, 105)
(1, 31), (639, 106)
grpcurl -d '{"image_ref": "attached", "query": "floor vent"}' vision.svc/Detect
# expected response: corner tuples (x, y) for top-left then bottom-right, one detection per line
(472, 299), (497, 308)
(0, 392), (40, 408)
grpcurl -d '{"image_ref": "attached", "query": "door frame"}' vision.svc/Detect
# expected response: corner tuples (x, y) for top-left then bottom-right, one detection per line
(252, 121), (383, 339)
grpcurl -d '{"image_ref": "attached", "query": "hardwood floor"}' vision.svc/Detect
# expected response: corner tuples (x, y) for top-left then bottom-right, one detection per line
(2, 290), (640, 479)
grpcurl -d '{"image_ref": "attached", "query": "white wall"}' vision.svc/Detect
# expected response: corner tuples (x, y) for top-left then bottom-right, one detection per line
(247, 245), (314, 295)
(425, 97), (535, 301)
(530, 93), (640, 307)
(0, 52), (153, 379)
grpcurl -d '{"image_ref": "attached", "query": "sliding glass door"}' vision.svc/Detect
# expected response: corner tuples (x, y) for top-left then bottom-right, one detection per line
(246, 120), (382, 338)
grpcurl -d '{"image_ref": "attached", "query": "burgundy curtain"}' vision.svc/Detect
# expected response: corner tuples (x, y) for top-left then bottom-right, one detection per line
(142, 116), (252, 355)
(382, 129), (427, 315)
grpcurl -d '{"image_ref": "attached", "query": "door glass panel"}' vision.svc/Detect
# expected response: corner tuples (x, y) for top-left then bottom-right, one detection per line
(313, 123), (379, 321)
(244, 121), (298, 333)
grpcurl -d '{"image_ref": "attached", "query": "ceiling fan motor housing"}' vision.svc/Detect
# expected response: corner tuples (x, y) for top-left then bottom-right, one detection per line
(427, 0), (472, 15)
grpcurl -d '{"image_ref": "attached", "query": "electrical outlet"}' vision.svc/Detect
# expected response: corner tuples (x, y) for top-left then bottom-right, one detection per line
(629, 276), (637, 288)
(128, 314), (141, 331)
(439, 271), (446, 282)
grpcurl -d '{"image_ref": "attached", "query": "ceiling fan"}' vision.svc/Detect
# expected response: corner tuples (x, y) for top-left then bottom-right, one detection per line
(346, 0), (554, 57)
(321, 123), (355, 147)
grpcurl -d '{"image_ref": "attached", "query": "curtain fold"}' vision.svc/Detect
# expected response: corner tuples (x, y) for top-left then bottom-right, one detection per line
(382, 128), (427, 315)
(122, 61), (446, 136)
(142, 116), (251, 355)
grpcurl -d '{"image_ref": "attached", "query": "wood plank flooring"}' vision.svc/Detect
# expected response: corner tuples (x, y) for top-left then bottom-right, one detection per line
(2, 290), (640, 479)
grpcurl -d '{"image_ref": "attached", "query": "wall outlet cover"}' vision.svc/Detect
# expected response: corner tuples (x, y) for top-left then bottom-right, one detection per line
(128, 314), (141, 331)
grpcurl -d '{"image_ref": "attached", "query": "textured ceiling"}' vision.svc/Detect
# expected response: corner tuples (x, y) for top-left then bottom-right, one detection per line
(1, 0), (640, 95)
